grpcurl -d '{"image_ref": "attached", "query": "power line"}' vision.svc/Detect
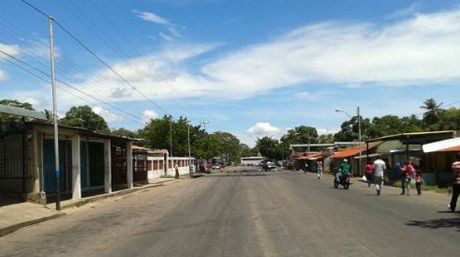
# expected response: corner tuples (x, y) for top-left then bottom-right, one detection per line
(0, 49), (144, 124)
(20, 0), (171, 117)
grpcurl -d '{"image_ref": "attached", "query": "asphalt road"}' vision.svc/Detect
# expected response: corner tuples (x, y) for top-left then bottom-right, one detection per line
(0, 170), (459, 257)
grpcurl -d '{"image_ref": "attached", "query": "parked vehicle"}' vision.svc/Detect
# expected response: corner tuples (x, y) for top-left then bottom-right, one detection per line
(334, 174), (350, 189)
(263, 161), (277, 171)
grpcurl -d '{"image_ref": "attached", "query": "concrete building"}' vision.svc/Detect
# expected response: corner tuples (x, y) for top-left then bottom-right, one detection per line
(0, 121), (133, 203)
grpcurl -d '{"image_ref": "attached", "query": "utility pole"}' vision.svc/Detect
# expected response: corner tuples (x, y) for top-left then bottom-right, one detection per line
(187, 123), (191, 159)
(358, 106), (362, 176)
(169, 116), (173, 157)
(48, 16), (60, 210)
(200, 120), (209, 131)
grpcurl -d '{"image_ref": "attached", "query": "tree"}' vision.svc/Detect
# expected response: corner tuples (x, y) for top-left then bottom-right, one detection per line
(280, 126), (319, 158)
(210, 132), (241, 164)
(111, 127), (139, 138)
(318, 133), (334, 143)
(0, 99), (34, 122)
(420, 98), (444, 127)
(438, 108), (460, 132)
(334, 116), (370, 141)
(59, 105), (110, 133)
(240, 143), (259, 157)
(256, 136), (282, 160)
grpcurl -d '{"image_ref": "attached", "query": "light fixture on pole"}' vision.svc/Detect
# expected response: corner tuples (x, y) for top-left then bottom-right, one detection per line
(335, 107), (362, 176)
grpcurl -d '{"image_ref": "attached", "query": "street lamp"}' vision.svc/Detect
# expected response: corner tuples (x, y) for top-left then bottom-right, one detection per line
(335, 107), (362, 176)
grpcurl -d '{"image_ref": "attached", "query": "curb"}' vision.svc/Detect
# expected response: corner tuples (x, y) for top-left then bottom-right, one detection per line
(60, 179), (175, 210)
(0, 213), (65, 237)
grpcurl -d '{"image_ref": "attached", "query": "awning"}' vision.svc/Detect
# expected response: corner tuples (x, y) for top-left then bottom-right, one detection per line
(423, 137), (460, 153)
(295, 153), (322, 160)
(331, 146), (367, 158)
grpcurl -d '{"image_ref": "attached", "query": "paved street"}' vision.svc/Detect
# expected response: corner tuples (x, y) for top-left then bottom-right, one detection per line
(0, 170), (458, 257)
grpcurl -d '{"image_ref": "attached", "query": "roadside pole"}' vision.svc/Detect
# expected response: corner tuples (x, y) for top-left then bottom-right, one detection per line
(48, 17), (60, 210)
(357, 106), (362, 176)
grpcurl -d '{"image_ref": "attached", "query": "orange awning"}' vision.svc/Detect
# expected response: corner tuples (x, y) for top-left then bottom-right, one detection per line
(331, 146), (368, 159)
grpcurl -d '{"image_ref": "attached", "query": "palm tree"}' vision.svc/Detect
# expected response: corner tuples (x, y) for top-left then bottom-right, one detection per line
(420, 98), (444, 126)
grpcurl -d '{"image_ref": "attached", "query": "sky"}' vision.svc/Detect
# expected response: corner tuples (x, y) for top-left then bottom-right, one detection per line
(1, 0), (460, 146)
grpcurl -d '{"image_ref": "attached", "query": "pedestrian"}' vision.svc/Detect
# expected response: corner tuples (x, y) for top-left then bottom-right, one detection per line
(316, 160), (323, 179)
(304, 162), (309, 174)
(448, 161), (460, 212)
(400, 160), (415, 195)
(373, 158), (386, 196)
(174, 162), (179, 179)
(365, 162), (373, 187)
(414, 170), (424, 195)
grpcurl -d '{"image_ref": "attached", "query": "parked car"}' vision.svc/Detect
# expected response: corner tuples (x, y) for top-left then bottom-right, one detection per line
(263, 161), (277, 171)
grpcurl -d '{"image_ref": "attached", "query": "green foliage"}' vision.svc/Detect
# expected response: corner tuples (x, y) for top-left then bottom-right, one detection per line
(420, 98), (444, 126)
(59, 105), (110, 134)
(256, 136), (283, 160)
(0, 99), (34, 122)
(240, 143), (259, 157)
(111, 127), (139, 138)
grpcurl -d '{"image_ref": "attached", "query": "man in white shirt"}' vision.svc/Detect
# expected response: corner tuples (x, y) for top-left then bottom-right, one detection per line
(373, 159), (386, 195)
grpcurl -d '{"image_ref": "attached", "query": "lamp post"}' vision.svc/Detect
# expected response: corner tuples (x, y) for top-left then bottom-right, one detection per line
(335, 107), (362, 176)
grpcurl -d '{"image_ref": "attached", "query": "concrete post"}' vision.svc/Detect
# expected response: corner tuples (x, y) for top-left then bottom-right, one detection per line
(104, 140), (112, 193)
(126, 141), (133, 188)
(32, 128), (40, 194)
(71, 135), (81, 200)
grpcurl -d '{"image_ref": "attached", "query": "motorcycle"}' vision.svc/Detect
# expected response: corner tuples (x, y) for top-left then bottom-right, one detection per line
(334, 173), (350, 189)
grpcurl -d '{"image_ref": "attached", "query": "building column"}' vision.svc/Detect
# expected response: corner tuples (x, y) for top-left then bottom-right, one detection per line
(126, 141), (133, 188)
(71, 135), (81, 200)
(31, 128), (40, 194)
(104, 139), (112, 193)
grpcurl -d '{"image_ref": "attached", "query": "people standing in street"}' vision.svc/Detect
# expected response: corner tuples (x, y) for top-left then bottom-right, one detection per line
(448, 161), (460, 212)
(400, 160), (415, 195)
(373, 158), (386, 195)
(316, 160), (323, 179)
(415, 170), (424, 195)
(365, 162), (373, 187)
(174, 162), (179, 179)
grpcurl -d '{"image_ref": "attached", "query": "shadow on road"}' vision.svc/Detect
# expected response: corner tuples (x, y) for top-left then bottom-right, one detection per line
(206, 172), (271, 177)
(406, 217), (460, 231)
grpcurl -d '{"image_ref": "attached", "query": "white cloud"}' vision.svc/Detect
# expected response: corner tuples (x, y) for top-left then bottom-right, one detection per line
(386, 2), (422, 20)
(246, 122), (282, 138)
(0, 70), (7, 82)
(134, 10), (175, 27)
(159, 32), (175, 41)
(92, 106), (123, 123)
(142, 109), (158, 123)
(68, 8), (460, 103)
(316, 128), (340, 135)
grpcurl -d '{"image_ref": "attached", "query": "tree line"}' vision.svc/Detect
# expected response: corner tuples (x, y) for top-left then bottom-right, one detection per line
(1, 98), (459, 163)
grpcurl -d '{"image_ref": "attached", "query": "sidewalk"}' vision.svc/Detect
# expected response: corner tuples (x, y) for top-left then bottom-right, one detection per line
(0, 177), (176, 237)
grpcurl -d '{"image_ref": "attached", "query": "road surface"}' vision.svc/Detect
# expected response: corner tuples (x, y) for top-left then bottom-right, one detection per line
(0, 170), (458, 257)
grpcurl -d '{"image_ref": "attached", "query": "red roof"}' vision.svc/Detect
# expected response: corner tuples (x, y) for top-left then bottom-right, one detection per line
(331, 146), (368, 159)
(295, 153), (322, 160)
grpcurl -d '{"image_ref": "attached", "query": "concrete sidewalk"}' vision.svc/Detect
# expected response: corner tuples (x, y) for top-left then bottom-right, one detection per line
(0, 178), (177, 237)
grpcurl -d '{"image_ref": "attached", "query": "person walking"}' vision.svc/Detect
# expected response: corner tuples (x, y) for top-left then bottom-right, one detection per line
(400, 161), (415, 195)
(448, 161), (460, 212)
(174, 162), (180, 179)
(316, 160), (323, 179)
(373, 158), (386, 196)
(365, 162), (373, 187)
(304, 162), (309, 174)
(414, 170), (424, 195)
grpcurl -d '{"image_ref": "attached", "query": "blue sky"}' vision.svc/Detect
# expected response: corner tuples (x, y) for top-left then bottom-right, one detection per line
(1, 0), (460, 146)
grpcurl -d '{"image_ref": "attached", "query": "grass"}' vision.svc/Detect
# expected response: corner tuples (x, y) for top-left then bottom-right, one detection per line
(392, 180), (449, 194)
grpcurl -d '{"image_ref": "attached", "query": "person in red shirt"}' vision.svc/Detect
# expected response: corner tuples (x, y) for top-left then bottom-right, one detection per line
(365, 162), (373, 187)
(401, 160), (416, 195)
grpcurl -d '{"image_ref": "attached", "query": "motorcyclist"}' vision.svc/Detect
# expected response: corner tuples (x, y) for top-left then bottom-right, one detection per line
(336, 159), (352, 183)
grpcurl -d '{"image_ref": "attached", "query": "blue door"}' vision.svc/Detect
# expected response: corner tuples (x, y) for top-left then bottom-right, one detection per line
(43, 140), (72, 193)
